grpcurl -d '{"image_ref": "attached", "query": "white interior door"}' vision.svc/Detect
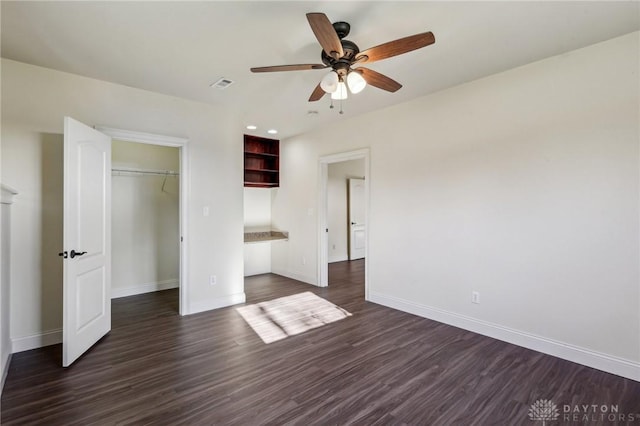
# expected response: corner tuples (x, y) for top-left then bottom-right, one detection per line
(348, 178), (366, 260)
(62, 117), (111, 367)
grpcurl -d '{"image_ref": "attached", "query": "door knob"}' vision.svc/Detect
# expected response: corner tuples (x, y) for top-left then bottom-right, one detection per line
(70, 250), (87, 259)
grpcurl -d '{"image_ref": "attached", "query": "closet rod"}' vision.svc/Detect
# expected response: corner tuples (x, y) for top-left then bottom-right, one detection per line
(111, 167), (179, 176)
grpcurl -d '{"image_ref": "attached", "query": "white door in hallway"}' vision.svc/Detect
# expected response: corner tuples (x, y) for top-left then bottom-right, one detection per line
(348, 178), (366, 260)
(62, 117), (112, 367)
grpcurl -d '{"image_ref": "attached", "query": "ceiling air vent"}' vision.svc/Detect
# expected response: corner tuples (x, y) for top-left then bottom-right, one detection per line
(211, 78), (234, 89)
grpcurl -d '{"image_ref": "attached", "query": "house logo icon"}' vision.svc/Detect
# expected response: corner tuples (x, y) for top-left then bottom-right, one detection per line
(529, 399), (560, 425)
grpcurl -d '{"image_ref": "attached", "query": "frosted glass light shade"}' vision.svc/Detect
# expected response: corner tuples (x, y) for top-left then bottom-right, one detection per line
(320, 71), (339, 93)
(331, 82), (348, 100)
(347, 71), (367, 94)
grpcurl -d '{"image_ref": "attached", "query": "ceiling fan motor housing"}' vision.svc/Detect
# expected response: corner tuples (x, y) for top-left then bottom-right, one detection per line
(321, 39), (360, 75)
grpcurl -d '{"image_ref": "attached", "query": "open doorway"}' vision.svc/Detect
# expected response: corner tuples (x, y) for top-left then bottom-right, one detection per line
(97, 126), (189, 315)
(58, 119), (190, 366)
(111, 140), (180, 308)
(327, 160), (365, 263)
(318, 149), (370, 299)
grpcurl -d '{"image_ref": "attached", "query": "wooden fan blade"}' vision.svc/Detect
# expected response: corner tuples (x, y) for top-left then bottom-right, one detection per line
(356, 32), (435, 64)
(306, 13), (344, 60)
(251, 64), (328, 73)
(309, 83), (326, 102)
(357, 67), (402, 92)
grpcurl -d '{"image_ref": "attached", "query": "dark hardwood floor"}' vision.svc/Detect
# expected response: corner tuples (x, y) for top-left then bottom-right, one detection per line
(2, 260), (639, 425)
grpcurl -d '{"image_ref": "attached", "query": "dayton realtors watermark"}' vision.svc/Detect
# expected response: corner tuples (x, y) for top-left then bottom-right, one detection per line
(529, 399), (639, 424)
(562, 404), (636, 422)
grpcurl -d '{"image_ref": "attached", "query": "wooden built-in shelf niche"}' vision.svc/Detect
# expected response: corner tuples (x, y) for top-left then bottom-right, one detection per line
(244, 134), (279, 188)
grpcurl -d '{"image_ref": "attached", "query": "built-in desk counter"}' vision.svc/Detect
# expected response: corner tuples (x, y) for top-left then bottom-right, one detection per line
(244, 231), (288, 277)
(244, 231), (288, 244)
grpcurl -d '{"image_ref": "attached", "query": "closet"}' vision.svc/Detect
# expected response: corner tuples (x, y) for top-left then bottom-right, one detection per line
(111, 140), (180, 298)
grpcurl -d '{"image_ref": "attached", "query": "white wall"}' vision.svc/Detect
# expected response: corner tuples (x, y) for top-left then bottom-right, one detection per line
(244, 187), (272, 232)
(1, 185), (19, 393)
(271, 33), (640, 380)
(1, 59), (245, 351)
(0, 203), (8, 389)
(0, 203), (8, 390)
(328, 160), (364, 263)
(243, 187), (273, 276)
(111, 141), (179, 297)
(0, 130), (64, 351)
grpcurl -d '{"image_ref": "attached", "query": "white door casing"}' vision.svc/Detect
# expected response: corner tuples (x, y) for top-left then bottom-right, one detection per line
(63, 117), (111, 367)
(95, 126), (189, 315)
(318, 148), (369, 297)
(348, 178), (366, 260)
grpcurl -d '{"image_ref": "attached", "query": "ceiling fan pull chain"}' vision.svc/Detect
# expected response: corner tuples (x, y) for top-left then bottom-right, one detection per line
(339, 98), (344, 114)
(330, 98), (334, 109)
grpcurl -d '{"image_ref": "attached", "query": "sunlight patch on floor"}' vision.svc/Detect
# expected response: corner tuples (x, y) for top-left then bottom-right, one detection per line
(236, 291), (352, 344)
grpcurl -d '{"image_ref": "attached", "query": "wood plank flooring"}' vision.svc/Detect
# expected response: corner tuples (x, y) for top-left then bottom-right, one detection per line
(2, 260), (639, 425)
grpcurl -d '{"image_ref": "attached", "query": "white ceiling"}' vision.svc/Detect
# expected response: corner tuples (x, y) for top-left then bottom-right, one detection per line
(2, 1), (639, 139)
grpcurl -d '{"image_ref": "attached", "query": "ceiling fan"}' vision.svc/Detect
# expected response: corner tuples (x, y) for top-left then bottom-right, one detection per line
(250, 13), (435, 106)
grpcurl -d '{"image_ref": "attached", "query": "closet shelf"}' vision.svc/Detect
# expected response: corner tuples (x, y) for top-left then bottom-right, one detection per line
(112, 167), (179, 176)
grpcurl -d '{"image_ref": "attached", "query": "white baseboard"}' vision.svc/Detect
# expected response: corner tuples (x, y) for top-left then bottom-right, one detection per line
(244, 268), (272, 277)
(11, 290), (246, 351)
(188, 292), (246, 315)
(328, 255), (348, 263)
(369, 292), (640, 382)
(271, 268), (317, 286)
(12, 328), (62, 354)
(10, 282), (179, 353)
(111, 279), (179, 299)
(1, 353), (11, 395)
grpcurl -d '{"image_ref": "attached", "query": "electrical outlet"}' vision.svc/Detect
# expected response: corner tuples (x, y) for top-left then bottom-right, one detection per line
(472, 291), (480, 304)
(209, 275), (217, 286)
(332, 244), (336, 250)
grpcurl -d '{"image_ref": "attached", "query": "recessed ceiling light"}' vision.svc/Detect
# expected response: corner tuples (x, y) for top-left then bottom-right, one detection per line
(246, 125), (257, 130)
(267, 129), (278, 135)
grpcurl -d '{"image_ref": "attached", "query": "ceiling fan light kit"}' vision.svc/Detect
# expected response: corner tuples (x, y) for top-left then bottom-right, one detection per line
(250, 12), (435, 113)
(331, 81), (348, 100)
(320, 71), (339, 93)
(347, 70), (366, 94)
